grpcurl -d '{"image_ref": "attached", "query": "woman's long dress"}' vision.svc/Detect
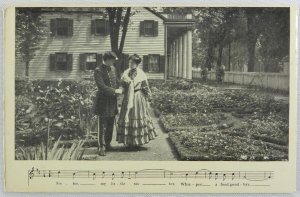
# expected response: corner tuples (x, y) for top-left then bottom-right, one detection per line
(116, 68), (157, 146)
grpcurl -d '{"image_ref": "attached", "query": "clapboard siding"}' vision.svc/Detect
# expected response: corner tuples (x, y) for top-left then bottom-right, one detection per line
(17, 8), (165, 79)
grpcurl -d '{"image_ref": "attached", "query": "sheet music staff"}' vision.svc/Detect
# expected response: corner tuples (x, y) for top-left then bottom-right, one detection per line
(28, 167), (273, 185)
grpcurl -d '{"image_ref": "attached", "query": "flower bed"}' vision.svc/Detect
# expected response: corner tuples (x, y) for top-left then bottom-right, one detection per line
(159, 112), (230, 132)
(222, 114), (289, 146)
(150, 79), (289, 161)
(151, 86), (285, 116)
(169, 130), (288, 161)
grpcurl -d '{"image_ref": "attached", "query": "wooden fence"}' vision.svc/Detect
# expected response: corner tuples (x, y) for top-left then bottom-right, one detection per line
(192, 71), (289, 91)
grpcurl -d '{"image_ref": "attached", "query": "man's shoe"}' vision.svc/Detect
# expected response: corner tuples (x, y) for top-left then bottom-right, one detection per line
(106, 144), (112, 151)
(98, 147), (106, 156)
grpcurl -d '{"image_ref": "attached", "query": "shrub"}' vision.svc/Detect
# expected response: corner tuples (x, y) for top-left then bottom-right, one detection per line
(15, 79), (97, 146)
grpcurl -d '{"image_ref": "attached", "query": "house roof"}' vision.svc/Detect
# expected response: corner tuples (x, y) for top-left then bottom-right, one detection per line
(143, 7), (167, 20)
(144, 7), (196, 23)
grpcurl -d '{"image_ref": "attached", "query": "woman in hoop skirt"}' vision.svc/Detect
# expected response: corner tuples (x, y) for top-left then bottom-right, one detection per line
(116, 54), (157, 149)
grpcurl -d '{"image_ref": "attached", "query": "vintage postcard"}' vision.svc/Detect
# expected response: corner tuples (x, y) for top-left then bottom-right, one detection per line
(4, 3), (297, 193)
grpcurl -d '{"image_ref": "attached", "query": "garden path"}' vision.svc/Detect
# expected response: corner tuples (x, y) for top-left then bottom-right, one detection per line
(83, 108), (178, 161)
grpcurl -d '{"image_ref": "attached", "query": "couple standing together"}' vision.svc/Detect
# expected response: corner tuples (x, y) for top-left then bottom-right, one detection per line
(93, 51), (158, 156)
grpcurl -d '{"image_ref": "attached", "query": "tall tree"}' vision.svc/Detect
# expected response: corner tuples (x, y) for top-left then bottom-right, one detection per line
(244, 8), (264, 72)
(16, 8), (47, 76)
(259, 8), (290, 72)
(105, 8), (132, 57)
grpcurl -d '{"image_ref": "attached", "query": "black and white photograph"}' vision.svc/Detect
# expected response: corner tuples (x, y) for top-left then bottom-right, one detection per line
(14, 6), (290, 162)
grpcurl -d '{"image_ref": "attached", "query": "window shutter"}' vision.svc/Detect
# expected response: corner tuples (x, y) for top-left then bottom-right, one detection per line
(49, 54), (56, 71)
(96, 54), (103, 66)
(159, 55), (165, 72)
(91, 20), (95, 35)
(105, 20), (110, 35)
(50, 19), (56, 36)
(68, 19), (73, 36)
(143, 55), (149, 72)
(154, 21), (158, 36)
(67, 54), (73, 71)
(140, 21), (145, 36)
(79, 54), (86, 71)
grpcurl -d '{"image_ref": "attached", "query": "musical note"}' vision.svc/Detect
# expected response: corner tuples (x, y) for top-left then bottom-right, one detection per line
(209, 172), (212, 179)
(121, 172), (124, 178)
(93, 172), (96, 180)
(194, 171), (198, 179)
(58, 171), (61, 178)
(185, 173), (189, 180)
(73, 172), (76, 179)
(48, 170), (51, 177)
(223, 173), (226, 181)
(215, 173), (218, 180)
(112, 173), (115, 180)
(102, 171), (105, 178)
(231, 173), (235, 180)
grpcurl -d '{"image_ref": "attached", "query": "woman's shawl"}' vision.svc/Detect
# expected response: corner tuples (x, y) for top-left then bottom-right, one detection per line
(121, 68), (150, 122)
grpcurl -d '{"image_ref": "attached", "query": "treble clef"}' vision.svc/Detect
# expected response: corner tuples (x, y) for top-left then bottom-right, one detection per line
(28, 167), (34, 179)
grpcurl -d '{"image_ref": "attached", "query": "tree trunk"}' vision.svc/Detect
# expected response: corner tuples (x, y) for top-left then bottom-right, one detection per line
(228, 42), (231, 71)
(247, 41), (256, 72)
(205, 42), (214, 71)
(25, 60), (29, 77)
(106, 8), (117, 53)
(113, 7), (123, 53)
(245, 8), (262, 72)
(216, 44), (224, 82)
(217, 44), (223, 69)
(118, 7), (131, 54)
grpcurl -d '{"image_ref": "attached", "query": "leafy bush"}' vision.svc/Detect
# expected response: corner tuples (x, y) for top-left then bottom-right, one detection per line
(15, 79), (97, 146)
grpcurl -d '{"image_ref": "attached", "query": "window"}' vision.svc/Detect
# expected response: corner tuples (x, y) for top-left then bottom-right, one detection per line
(140, 20), (158, 37)
(143, 54), (165, 73)
(148, 55), (160, 72)
(79, 53), (102, 71)
(49, 53), (73, 71)
(50, 18), (73, 37)
(56, 53), (68, 70)
(144, 21), (154, 36)
(91, 19), (109, 36)
(86, 53), (97, 70)
(56, 19), (69, 36)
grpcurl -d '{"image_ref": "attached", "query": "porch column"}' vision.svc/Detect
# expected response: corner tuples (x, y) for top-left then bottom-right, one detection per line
(178, 36), (183, 78)
(182, 33), (187, 79)
(175, 39), (179, 78)
(169, 43), (173, 77)
(172, 42), (176, 77)
(186, 30), (192, 80)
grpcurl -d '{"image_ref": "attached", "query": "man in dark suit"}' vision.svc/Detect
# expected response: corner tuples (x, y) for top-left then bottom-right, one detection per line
(93, 51), (123, 156)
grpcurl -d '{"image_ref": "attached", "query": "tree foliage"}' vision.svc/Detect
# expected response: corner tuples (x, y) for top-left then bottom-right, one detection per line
(168, 7), (290, 73)
(16, 8), (47, 76)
